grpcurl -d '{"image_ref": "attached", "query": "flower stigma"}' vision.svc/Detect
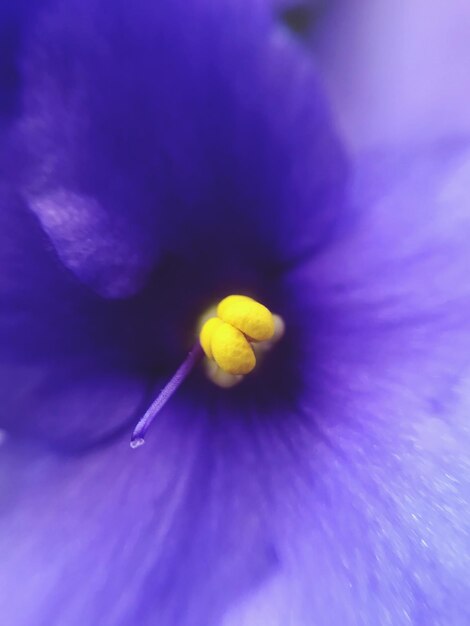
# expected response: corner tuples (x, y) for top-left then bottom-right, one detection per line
(130, 295), (284, 448)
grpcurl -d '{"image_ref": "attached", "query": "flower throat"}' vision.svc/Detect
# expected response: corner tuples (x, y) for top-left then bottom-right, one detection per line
(130, 295), (284, 448)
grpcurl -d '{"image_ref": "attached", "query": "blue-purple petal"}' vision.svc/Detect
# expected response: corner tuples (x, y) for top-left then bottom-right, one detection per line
(7, 0), (346, 297)
(313, 0), (470, 150)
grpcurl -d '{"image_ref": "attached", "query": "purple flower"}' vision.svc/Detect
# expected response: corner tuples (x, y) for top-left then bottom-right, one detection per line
(2, 1), (470, 625)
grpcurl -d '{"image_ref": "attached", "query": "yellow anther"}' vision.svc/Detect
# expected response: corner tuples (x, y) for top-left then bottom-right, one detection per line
(217, 295), (275, 341)
(200, 317), (223, 359)
(211, 322), (256, 375)
(199, 295), (278, 379)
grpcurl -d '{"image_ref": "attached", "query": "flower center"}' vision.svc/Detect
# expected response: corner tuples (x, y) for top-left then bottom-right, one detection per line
(130, 295), (283, 448)
(199, 294), (284, 387)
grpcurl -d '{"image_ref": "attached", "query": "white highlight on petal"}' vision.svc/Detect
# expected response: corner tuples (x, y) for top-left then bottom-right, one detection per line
(29, 189), (154, 298)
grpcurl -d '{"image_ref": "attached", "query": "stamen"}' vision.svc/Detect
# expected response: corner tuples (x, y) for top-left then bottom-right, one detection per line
(130, 343), (202, 448)
(131, 295), (284, 446)
(199, 295), (280, 377)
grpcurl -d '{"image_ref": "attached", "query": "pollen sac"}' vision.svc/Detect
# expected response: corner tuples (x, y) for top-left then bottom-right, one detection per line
(211, 322), (256, 375)
(199, 295), (278, 379)
(217, 295), (274, 341)
(199, 317), (223, 359)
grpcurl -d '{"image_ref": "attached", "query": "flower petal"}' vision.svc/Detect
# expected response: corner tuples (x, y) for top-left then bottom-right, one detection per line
(0, 415), (278, 626)
(0, 187), (151, 447)
(232, 140), (470, 623)
(8, 0), (346, 297)
(313, 0), (470, 150)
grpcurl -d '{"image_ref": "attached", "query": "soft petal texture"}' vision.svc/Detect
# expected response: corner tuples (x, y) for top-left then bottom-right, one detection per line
(312, 0), (470, 150)
(2, 142), (470, 625)
(227, 141), (470, 622)
(0, 414), (278, 626)
(244, 139), (470, 624)
(0, 186), (153, 447)
(6, 0), (346, 297)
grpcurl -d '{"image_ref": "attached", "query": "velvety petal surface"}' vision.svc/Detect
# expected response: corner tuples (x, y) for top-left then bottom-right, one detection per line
(0, 412), (278, 626)
(6, 0), (346, 297)
(230, 139), (470, 624)
(0, 186), (153, 447)
(312, 0), (470, 151)
(2, 142), (470, 625)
